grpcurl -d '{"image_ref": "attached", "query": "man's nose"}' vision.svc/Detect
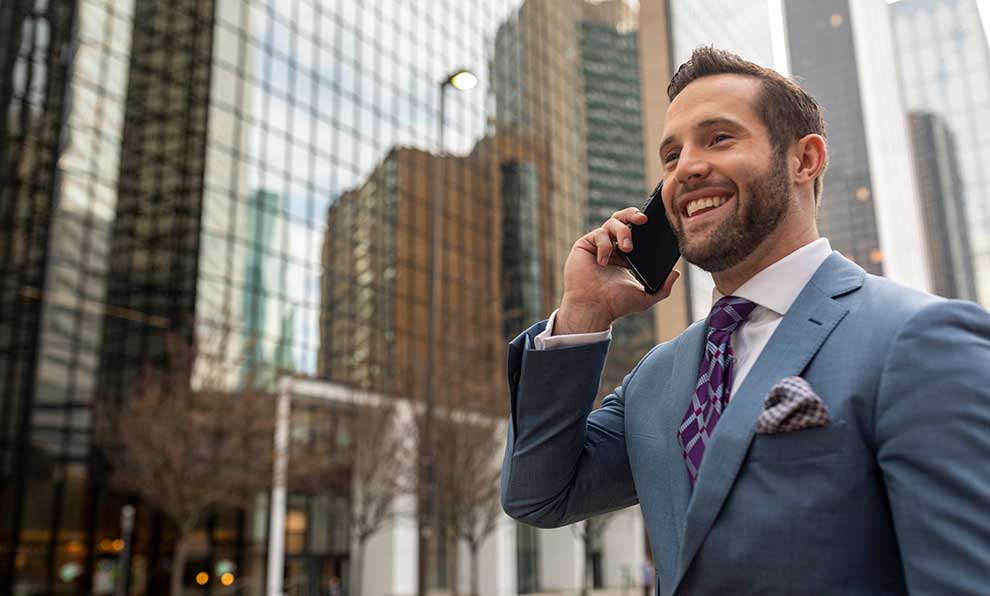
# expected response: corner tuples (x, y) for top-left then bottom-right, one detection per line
(675, 146), (711, 184)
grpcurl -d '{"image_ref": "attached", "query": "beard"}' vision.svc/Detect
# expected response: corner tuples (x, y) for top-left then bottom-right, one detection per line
(674, 151), (792, 273)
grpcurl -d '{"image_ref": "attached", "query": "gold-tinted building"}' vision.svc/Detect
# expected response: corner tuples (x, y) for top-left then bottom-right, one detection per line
(320, 146), (506, 411)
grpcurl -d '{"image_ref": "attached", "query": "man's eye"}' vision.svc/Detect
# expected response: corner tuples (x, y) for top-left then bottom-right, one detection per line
(663, 151), (679, 164)
(712, 133), (732, 144)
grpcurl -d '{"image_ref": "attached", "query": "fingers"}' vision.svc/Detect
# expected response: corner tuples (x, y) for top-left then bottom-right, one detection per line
(592, 228), (613, 266)
(603, 208), (647, 253)
(611, 207), (648, 225)
(603, 218), (633, 252)
(577, 206), (649, 267)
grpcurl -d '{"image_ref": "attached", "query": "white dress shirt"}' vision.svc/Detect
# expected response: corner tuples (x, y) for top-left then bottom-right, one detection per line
(534, 238), (833, 397)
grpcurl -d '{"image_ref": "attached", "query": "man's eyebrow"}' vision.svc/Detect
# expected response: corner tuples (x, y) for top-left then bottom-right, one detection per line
(696, 116), (745, 130)
(659, 116), (746, 156)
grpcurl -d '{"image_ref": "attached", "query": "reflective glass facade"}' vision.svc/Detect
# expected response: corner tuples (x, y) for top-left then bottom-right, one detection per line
(2, 0), (135, 593)
(892, 0), (990, 305)
(580, 1), (657, 395)
(785, 0), (885, 277)
(907, 111), (979, 300)
(1, 0), (673, 594)
(786, 0), (934, 293)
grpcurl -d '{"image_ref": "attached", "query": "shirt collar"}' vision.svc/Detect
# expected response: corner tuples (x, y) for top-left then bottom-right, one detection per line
(711, 238), (833, 316)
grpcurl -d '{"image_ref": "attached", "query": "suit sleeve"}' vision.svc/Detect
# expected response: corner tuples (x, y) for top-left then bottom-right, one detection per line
(875, 300), (990, 594)
(499, 320), (656, 528)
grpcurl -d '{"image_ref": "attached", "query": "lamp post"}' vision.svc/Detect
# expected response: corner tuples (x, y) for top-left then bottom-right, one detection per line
(418, 68), (477, 596)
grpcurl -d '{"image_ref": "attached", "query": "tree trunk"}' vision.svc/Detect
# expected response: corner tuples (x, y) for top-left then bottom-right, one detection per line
(171, 531), (191, 596)
(352, 538), (365, 596)
(469, 541), (479, 596)
(447, 531), (459, 596)
(581, 531), (591, 596)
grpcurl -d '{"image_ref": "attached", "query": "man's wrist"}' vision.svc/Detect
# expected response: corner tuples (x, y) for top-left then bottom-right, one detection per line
(555, 300), (612, 335)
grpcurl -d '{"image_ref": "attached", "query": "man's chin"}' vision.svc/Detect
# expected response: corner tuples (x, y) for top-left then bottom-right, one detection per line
(681, 241), (745, 273)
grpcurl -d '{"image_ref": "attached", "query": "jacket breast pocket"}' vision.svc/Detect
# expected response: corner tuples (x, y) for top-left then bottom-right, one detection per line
(747, 420), (848, 462)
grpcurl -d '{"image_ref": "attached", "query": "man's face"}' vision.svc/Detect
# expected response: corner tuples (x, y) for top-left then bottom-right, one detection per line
(659, 74), (793, 273)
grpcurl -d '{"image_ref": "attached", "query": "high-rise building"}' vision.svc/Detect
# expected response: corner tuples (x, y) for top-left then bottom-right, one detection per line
(243, 190), (299, 384)
(1, 1), (134, 593)
(784, 0), (932, 292)
(498, 136), (552, 341)
(891, 0), (990, 305)
(318, 146), (503, 405)
(669, 0), (777, 67)
(493, 0), (589, 309)
(907, 111), (979, 300)
(0, 0), (717, 590)
(580, 1), (658, 400)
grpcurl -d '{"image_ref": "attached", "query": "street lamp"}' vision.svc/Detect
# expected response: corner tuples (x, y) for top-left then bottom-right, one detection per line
(419, 68), (476, 596)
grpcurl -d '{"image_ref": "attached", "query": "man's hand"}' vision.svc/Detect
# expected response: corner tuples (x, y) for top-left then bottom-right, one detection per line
(555, 207), (680, 335)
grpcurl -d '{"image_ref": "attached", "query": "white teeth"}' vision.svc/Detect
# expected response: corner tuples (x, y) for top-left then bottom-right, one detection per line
(686, 195), (730, 217)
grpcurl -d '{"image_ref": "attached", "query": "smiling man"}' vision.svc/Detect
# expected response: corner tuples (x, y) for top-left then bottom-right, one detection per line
(500, 47), (990, 596)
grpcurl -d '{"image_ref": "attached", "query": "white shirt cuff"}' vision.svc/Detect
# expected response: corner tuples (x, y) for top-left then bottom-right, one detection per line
(533, 309), (613, 350)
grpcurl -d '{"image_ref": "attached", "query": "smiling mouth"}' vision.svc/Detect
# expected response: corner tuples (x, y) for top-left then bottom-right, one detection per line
(684, 194), (732, 218)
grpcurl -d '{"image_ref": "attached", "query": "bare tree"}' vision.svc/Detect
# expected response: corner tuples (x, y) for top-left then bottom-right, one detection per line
(435, 411), (503, 596)
(97, 332), (275, 596)
(572, 513), (617, 596)
(290, 396), (415, 596)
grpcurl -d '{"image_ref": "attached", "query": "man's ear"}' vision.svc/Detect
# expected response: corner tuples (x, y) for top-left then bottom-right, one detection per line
(792, 134), (827, 187)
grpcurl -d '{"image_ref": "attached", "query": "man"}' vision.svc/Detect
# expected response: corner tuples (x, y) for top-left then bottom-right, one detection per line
(500, 47), (990, 596)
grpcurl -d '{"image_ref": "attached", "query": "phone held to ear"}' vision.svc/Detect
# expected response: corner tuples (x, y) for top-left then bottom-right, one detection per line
(618, 180), (681, 294)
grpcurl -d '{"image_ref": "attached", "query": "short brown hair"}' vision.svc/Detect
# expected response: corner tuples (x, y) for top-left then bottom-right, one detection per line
(667, 46), (827, 202)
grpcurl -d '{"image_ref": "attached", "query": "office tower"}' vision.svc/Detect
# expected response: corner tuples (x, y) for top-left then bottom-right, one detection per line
(500, 159), (545, 340)
(0, 0), (677, 593)
(580, 0), (658, 402)
(582, 1), (646, 229)
(493, 0), (589, 310)
(243, 190), (299, 384)
(908, 112), (979, 300)
(891, 0), (990, 305)
(0, 1), (134, 593)
(669, 0), (777, 66)
(318, 146), (503, 404)
(784, 0), (932, 291)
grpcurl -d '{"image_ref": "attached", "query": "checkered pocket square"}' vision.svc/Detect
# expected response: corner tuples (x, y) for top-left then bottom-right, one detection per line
(755, 376), (831, 434)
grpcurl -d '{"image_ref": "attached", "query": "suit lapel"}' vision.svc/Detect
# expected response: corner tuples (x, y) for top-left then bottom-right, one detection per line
(672, 253), (861, 589)
(660, 319), (707, 549)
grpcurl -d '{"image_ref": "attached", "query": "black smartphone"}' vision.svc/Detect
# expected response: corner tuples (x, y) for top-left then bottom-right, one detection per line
(619, 180), (680, 294)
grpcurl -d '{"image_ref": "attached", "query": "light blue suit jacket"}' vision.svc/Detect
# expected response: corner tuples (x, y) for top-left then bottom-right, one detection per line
(501, 253), (990, 595)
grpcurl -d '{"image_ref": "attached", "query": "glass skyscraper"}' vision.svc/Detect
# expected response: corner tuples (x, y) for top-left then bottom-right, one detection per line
(785, 0), (932, 294)
(907, 111), (979, 300)
(891, 0), (990, 305)
(580, 1), (658, 397)
(2, 0), (135, 593)
(0, 1), (672, 594)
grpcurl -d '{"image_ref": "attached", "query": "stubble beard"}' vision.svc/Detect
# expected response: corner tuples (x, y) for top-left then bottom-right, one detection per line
(675, 151), (792, 273)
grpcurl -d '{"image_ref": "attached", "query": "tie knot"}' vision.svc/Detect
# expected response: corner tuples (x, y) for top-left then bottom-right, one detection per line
(708, 296), (757, 333)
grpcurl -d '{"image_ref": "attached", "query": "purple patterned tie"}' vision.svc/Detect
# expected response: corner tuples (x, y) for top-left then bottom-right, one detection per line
(678, 296), (757, 486)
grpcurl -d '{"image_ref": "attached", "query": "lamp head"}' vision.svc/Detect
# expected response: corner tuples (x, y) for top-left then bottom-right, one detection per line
(445, 70), (478, 91)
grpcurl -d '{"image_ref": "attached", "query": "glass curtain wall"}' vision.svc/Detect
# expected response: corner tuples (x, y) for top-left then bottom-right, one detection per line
(1, 0), (611, 593)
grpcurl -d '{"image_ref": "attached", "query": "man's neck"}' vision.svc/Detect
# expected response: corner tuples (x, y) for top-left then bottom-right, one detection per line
(711, 218), (819, 296)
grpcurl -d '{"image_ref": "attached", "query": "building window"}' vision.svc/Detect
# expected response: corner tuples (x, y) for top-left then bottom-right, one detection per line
(516, 523), (541, 594)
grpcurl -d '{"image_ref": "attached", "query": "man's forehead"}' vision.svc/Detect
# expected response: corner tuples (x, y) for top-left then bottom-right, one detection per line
(662, 74), (762, 135)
